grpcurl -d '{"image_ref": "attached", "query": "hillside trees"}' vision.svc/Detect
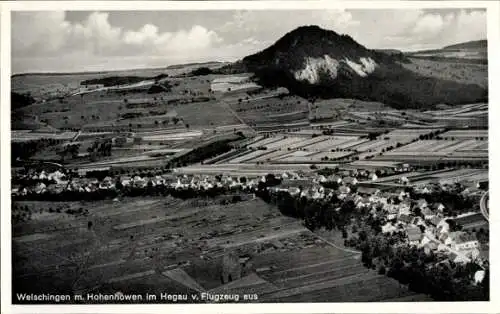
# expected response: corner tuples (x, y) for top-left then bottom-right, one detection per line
(87, 139), (112, 161)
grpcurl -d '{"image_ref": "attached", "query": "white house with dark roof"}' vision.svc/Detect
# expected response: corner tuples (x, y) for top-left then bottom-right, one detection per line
(421, 207), (436, 220)
(132, 176), (146, 188)
(338, 186), (351, 198)
(398, 201), (412, 215)
(449, 232), (480, 253)
(407, 226), (423, 246)
(121, 176), (132, 186)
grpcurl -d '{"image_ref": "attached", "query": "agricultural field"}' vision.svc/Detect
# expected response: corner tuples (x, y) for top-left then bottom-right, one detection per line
(211, 75), (261, 93)
(226, 135), (365, 164)
(410, 168), (488, 186)
(301, 136), (359, 151)
(142, 131), (203, 142)
(401, 57), (488, 89)
(13, 66), (247, 133)
(172, 100), (242, 128)
(440, 129), (488, 140)
(381, 128), (440, 141)
(11, 130), (78, 143)
(361, 168), (488, 188)
(223, 130), (458, 164)
(377, 135), (488, 163)
(277, 151), (354, 163)
(12, 196), (422, 302)
(310, 121), (358, 130)
(176, 163), (325, 176)
(229, 95), (310, 128)
(310, 99), (390, 122)
(346, 160), (404, 171)
(419, 104), (488, 128)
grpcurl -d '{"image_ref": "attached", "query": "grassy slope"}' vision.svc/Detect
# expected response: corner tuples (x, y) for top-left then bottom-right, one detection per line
(401, 57), (488, 89)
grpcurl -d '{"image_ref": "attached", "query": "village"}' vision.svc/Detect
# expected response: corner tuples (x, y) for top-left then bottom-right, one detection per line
(12, 162), (489, 274)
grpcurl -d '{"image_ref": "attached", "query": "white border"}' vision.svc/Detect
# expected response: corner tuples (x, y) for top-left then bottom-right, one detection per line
(1, 1), (499, 314)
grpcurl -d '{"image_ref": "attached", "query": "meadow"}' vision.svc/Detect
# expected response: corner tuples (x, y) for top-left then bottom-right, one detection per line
(402, 57), (488, 89)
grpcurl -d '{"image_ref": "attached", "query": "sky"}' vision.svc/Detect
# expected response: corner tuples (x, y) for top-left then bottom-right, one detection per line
(11, 9), (487, 73)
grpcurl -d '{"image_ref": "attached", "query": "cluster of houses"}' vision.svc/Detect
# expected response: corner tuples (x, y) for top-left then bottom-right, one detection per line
(12, 169), (274, 196)
(268, 173), (488, 266)
(13, 167), (370, 197)
(12, 168), (488, 266)
(374, 192), (487, 265)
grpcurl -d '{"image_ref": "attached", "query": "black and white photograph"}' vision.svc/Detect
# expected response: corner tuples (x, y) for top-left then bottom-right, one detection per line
(1, 0), (498, 311)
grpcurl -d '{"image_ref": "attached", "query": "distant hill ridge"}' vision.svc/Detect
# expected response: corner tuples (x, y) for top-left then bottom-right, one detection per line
(223, 25), (487, 109)
(444, 39), (487, 50)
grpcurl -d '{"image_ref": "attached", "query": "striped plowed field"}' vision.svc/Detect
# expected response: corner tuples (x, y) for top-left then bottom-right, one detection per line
(209, 272), (279, 296)
(13, 196), (428, 302)
(98, 272), (200, 300)
(244, 245), (427, 302)
(261, 273), (428, 302)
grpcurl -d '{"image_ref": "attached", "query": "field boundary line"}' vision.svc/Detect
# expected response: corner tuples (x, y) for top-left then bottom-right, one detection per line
(270, 256), (357, 276)
(310, 231), (361, 255)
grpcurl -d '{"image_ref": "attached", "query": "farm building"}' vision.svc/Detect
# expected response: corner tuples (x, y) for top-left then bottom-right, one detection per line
(278, 179), (316, 190)
(77, 166), (112, 177)
(428, 216), (442, 227)
(338, 185), (351, 196)
(421, 207), (436, 220)
(407, 226), (423, 245)
(445, 232), (480, 252)
(453, 213), (488, 230)
(398, 214), (412, 224)
(356, 186), (381, 196)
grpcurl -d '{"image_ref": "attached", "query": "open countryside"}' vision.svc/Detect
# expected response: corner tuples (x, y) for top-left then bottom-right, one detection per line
(10, 12), (489, 304)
